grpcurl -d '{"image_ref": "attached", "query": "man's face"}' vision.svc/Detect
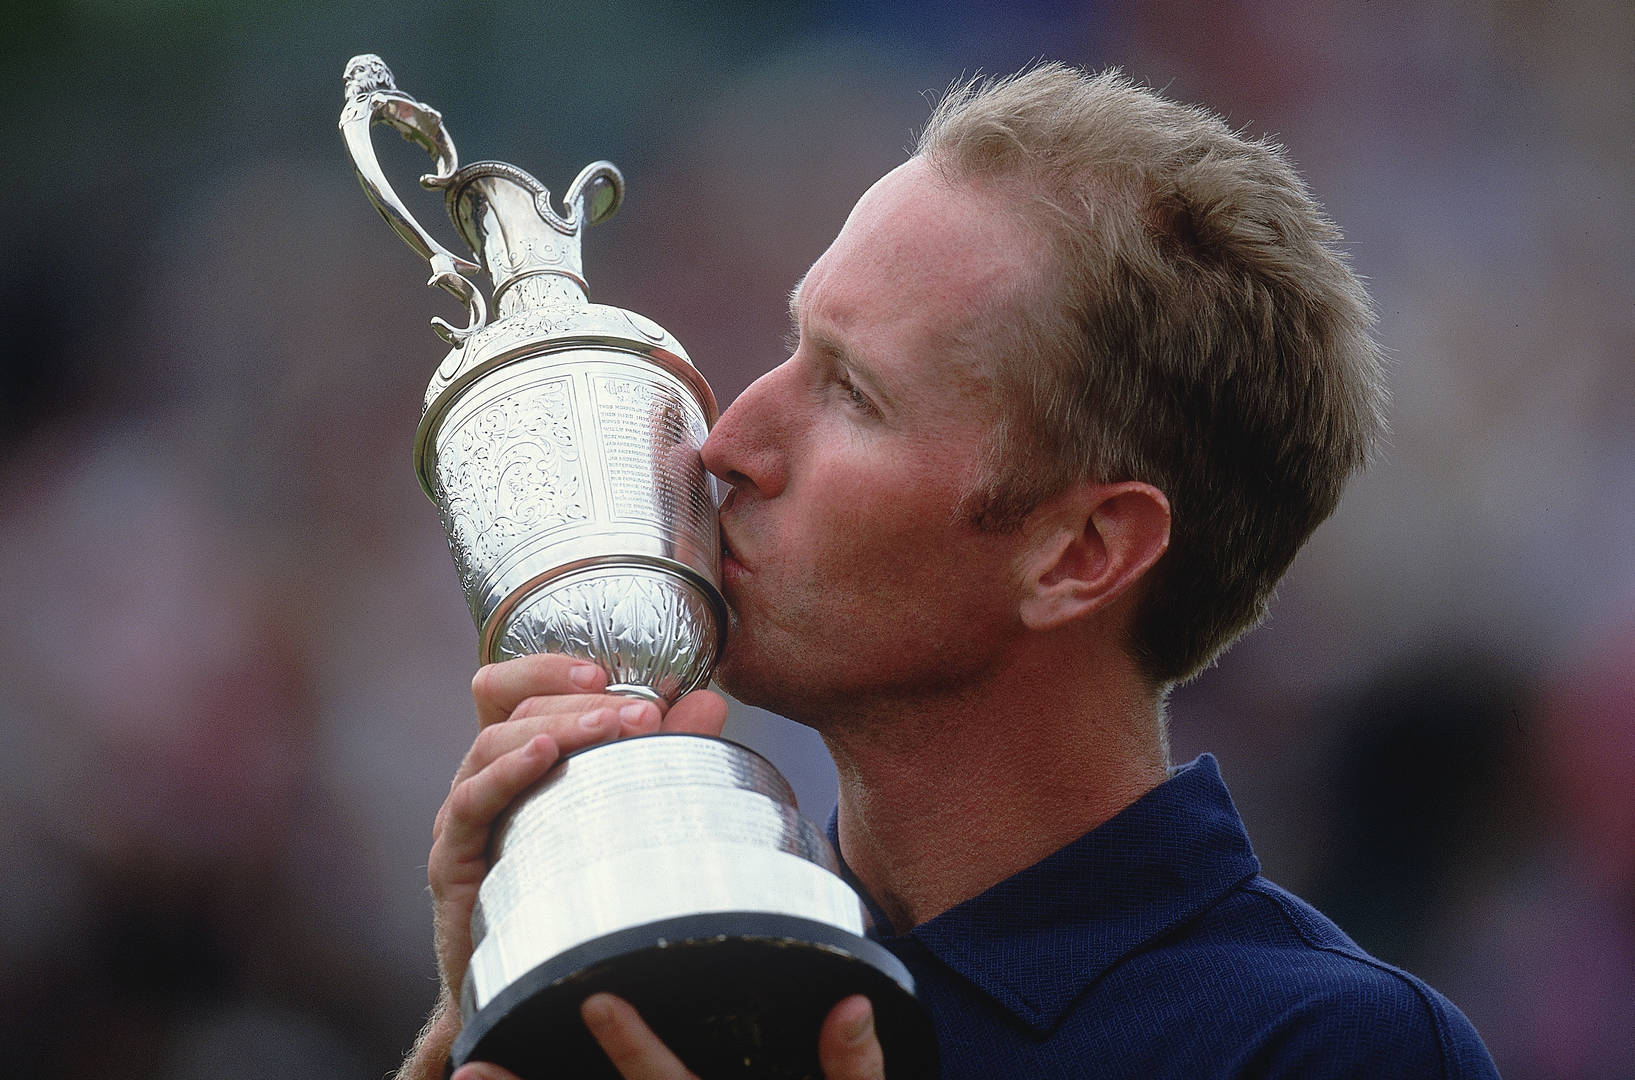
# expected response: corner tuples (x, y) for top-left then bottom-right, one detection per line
(699, 157), (1044, 723)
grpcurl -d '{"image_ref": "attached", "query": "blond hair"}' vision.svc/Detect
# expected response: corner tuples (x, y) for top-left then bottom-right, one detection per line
(919, 64), (1388, 684)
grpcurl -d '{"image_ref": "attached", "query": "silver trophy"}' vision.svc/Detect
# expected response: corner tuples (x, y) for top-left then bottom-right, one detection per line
(340, 56), (935, 1079)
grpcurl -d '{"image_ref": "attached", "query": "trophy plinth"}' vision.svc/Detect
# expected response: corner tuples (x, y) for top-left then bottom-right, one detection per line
(340, 55), (936, 1079)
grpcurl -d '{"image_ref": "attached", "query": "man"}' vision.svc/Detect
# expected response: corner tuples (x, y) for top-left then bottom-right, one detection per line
(399, 65), (1499, 1078)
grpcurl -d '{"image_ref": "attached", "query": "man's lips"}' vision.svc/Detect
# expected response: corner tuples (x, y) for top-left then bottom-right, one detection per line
(716, 487), (740, 560)
(716, 488), (751, 586)
(717, 513), (749, 588)
(719, 530), (745, 575)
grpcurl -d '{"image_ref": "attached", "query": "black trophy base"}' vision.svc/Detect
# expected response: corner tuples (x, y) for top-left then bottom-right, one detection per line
(450, 912), (938, 1080)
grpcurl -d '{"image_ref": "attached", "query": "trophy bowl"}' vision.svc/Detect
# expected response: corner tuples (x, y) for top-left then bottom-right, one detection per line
(340, 55), (937, 1079)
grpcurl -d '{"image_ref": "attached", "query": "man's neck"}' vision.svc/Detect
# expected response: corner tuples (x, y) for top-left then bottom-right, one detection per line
(823, 654), (1168, 932)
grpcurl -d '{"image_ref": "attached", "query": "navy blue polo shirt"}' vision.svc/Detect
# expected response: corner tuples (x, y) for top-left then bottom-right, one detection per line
(834, 755), (1499, 1079)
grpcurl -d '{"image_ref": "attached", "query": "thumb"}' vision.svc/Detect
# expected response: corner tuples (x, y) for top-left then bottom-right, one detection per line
(818, 995), (885, 1080)
(451, 1064), (524, 1080)
(660, 686), (729, 736)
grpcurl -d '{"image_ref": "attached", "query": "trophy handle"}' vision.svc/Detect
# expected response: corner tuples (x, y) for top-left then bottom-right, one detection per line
(340, 54), (489, 345)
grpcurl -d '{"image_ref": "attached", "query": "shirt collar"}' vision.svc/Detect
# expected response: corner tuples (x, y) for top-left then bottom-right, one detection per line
(830, 754), (1260, 1033)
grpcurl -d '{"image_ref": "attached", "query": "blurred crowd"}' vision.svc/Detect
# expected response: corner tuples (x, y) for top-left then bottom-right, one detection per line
(2, 2), (1631, 1077)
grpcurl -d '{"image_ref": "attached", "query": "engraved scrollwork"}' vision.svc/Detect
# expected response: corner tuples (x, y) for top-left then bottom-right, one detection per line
(432, 378), (586, 598)
(420, 293), (586, 415)
(494, 235), (567, 275)
(495, 274), (586, 321)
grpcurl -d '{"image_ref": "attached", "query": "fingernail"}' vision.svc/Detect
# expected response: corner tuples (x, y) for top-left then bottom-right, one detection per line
(581, 992), (615, 1027)
(619, 702), (649, 725)
(578, 708), (607, 730)
(569, 664), (601, 689)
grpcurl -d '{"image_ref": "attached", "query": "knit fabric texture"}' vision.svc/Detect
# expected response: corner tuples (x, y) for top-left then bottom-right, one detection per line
(833, 754), (1500, 1079)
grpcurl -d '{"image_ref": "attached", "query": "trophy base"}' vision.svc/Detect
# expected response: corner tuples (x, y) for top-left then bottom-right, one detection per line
(450, 911), (938, 1080)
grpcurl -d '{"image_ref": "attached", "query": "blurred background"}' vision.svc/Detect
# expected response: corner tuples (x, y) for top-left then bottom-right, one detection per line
(2, 1), (1631, 1076)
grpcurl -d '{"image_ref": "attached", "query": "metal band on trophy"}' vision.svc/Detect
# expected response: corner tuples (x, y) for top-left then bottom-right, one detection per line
(340, 56), (937, 1079)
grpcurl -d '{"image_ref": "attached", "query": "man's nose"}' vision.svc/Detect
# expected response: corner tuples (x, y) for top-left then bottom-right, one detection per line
(700, 365), (789, 500)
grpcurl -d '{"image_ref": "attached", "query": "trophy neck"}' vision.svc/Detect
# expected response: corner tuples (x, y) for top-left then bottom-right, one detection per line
(446, 163), (591, 318)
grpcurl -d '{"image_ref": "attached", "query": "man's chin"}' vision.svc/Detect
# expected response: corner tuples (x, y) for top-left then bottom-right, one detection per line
(711, 647), (786, 716)
(709, 651), (754, 704)
(710, 621), (829, 723)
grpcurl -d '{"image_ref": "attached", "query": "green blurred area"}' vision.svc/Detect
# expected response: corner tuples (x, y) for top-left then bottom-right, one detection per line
(3, 3), (1633, 1077)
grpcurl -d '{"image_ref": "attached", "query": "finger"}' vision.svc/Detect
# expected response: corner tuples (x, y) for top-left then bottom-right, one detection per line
(581, 993), (699, 1080)
(818, 996), (886, 1080)
(451, 1063), (525, 1080)
(431, 733), (558, 890)
(578, 698), (664, 740)
(619, 697), (667, 736)
(452, 696), (650, 795)
(472, 654), (608, 728)
(659, 688), (728, 737)
(505, 696), (663, 752)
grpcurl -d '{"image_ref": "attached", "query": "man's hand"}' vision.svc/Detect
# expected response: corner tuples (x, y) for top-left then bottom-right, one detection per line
(414, 653), (727, 1074)
(447, 993), (888, 1080)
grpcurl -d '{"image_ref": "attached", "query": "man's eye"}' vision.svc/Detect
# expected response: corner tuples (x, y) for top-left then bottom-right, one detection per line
(838, 376), (874, 413)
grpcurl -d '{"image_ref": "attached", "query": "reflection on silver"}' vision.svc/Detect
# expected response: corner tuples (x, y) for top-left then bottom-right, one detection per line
(465, 737), (866, 1015)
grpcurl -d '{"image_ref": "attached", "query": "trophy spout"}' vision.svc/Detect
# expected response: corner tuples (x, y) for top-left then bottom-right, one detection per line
(444, 160), (624, 319)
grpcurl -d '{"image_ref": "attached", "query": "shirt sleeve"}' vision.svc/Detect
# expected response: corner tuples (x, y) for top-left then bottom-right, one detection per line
(1231, 971), (1501, 1079)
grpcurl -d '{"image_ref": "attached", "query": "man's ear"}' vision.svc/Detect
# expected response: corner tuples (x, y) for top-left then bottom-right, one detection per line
(1018, 481), (1171, 632)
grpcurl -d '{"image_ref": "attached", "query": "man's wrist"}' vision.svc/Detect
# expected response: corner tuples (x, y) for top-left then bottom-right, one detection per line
(395, 994), (461, 1080)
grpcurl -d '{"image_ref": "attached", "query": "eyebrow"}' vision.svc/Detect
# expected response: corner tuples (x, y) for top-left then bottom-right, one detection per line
(785, 271), (848, 365)
(786, 272), (807, 326)
(783, 269), (897, 411)
(787, 272), (850, 364)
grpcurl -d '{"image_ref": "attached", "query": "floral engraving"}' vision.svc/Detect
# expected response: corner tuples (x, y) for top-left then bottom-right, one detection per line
(422, 285), (587, 410)
(496, 275), (584, 323)
(432, 377), (586, 598)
